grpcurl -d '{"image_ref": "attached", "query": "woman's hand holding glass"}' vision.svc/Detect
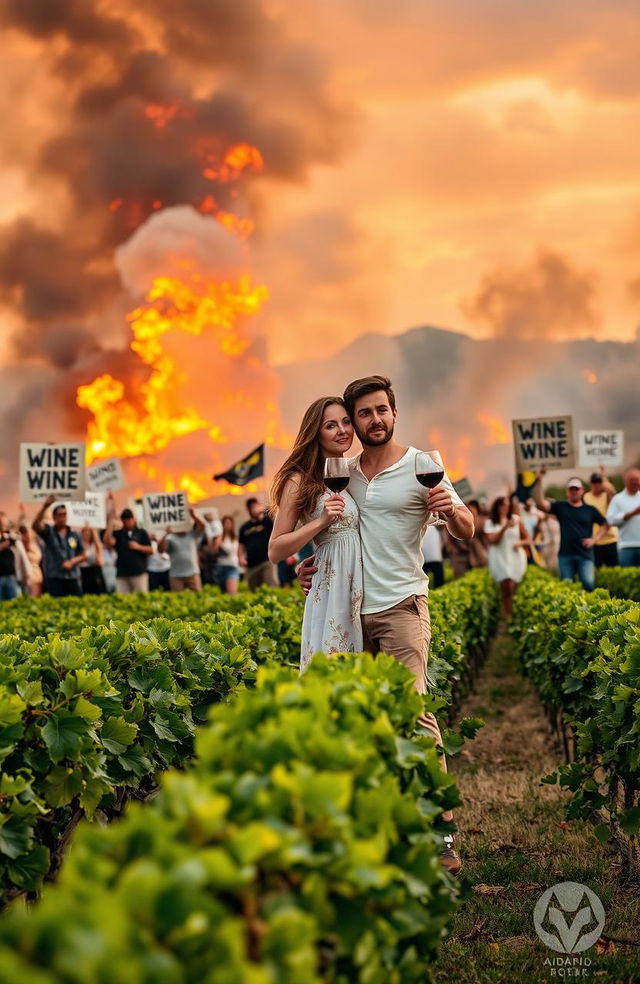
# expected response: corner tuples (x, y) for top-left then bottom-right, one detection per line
(321, 495), (345, 527)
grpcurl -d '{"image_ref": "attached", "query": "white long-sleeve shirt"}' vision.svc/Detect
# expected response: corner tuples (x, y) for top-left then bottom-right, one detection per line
(348, 447), (463, 614)
(606, 490), (640, 548)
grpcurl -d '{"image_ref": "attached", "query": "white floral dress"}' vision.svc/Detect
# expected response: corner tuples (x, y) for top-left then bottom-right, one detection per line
(300, 491), (364, 673)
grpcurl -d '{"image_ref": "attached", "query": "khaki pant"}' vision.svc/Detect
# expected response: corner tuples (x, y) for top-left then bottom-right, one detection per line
(170, 573), (202, 592)
(116, 573), (149, 595)
(361, 594), (444, 756)
(246, 560), (278, 591)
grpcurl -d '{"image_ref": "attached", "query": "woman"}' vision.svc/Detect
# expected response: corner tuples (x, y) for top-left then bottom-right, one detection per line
(19, 525), (42, 597)
(485, 496), (529, 617)
(217, 516), (240, 595)
(79, 525), (106, 595)
(270, 397), (363, 672)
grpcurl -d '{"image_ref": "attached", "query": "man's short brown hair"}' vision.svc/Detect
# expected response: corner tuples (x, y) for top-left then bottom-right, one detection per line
(343, 375), (396, 418)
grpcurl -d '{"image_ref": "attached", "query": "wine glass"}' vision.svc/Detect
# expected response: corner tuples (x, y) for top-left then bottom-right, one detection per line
(324, 457), (350, 494)
(415, 449), (446, 526)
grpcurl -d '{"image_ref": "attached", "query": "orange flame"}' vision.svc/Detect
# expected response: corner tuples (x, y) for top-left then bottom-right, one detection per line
(582, 369), (597, 384)
(77, 273), (269, 471)
(477, 412), (511, 445)
(202, 142), (264, 185)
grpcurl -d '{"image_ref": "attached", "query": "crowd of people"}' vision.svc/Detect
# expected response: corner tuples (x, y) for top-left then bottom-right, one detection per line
(0, 493), (307, 602)
(1, 464), (637, 607)
(419, 465), (640, 614)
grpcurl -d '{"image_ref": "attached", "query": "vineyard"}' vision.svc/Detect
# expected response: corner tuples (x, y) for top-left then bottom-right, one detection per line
(0, 569), (638, 981)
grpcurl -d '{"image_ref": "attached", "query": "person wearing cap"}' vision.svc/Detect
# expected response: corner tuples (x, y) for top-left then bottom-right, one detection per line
(32, 494), (86, 597)
(534, 469), (610, 591)
(104, 507), (152, 594)
(583, 467), (618, 568)
(606, 467), (640, 567)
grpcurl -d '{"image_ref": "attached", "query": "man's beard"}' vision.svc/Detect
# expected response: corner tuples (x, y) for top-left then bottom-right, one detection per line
(357, 421), (394, 447)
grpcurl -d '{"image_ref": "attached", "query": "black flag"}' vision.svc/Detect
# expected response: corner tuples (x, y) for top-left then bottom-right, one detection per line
(213, 443), (265, 487)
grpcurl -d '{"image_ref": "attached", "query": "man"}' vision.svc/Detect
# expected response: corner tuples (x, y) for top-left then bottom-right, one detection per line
(32, 495), (86, 597)
(606, 467), (640, 567)
(0, 513), (21, 601)
(158, 509), (206, 592)
(583, 467), (618, 568)
(298, 375), (474, 874)
(104, 508), (152, 594)
(533, 471), (609, 591)
(238, 498), (278, 590)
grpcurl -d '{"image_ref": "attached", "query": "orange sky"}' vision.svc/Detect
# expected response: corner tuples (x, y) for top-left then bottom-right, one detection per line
(252, 0), (640, 360)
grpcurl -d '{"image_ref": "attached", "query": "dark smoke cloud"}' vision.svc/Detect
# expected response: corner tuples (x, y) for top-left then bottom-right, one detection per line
(462, 249), (598, 340)
(0, 0), (353, 494)
(0, 0), (351, 362)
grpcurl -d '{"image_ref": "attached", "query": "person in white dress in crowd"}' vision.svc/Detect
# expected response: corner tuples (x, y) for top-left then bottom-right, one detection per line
(269, 396), (363, 671)
(217, 516), (241, 595)
(484, 495), (530, 617)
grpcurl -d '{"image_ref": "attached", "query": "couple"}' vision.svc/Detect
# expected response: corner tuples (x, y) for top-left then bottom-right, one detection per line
(269, 375), (474, 874)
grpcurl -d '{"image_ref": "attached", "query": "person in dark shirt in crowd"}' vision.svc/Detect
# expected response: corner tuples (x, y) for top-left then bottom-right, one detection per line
(0, 513), (20, 601)
(534, 469), (610, 591)
(32, 494), (86, 597)
(238, 497), (277, 590)
(104, 508), (152, 594)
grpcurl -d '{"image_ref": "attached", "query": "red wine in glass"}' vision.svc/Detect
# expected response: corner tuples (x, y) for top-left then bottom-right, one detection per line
(324, 457), (349, 494)
(416, 470), (444, 489)
(415, 450), (447, 526)
(325, 475), (350, 493)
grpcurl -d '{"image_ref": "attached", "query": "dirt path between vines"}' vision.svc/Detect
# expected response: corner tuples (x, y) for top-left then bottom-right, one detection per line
(432, 629), (640, 984)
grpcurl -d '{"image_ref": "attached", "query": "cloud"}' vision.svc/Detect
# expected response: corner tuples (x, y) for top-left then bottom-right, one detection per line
(114, 207), (249, 294)
(462, 249), (599, 340)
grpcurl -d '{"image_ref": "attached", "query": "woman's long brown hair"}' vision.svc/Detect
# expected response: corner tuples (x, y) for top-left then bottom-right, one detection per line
(270, 397), (348, 515)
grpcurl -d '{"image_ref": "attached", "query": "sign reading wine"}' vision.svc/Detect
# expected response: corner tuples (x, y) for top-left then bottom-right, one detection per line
(87, 457), (124, 492)
(512, 416), (575, 471)
(19, 443), (86, 502)
(62, 492), (107, 529)
(578, 430), (624, 468)
(142, 491), (191, 533)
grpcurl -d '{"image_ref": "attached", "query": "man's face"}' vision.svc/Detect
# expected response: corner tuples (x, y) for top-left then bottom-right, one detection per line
(352, 390), (397, 446)
(248, 502), (263, 520)
(53, 508), (67, 528)
(122, 516), (136, 531)
(566, 485), (583, 504)
(590, 478), (604, 494)
(625, 470), (640, 494)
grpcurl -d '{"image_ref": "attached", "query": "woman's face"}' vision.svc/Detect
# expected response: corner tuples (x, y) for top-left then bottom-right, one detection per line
(497, 498), (509, 519)
(223, 518), (233, 533)
(318, 403), (354, 456)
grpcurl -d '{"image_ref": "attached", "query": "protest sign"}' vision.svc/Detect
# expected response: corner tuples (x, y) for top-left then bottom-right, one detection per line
(512, 416), (575, 471)
(453, 477), (474, 501)
(142, 491), (191, 533)
(578, 430), (624, 468)
(19, 443), (86, 503)
(87, 457), (124, 492)
(64, 493), (107, 529)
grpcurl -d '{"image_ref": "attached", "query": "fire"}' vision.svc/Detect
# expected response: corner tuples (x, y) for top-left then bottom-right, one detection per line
(77, 272), (269, 481)
(583, 369), (597, 384)
(202, 143), (264, 185)
(477, 412), (511, 445)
